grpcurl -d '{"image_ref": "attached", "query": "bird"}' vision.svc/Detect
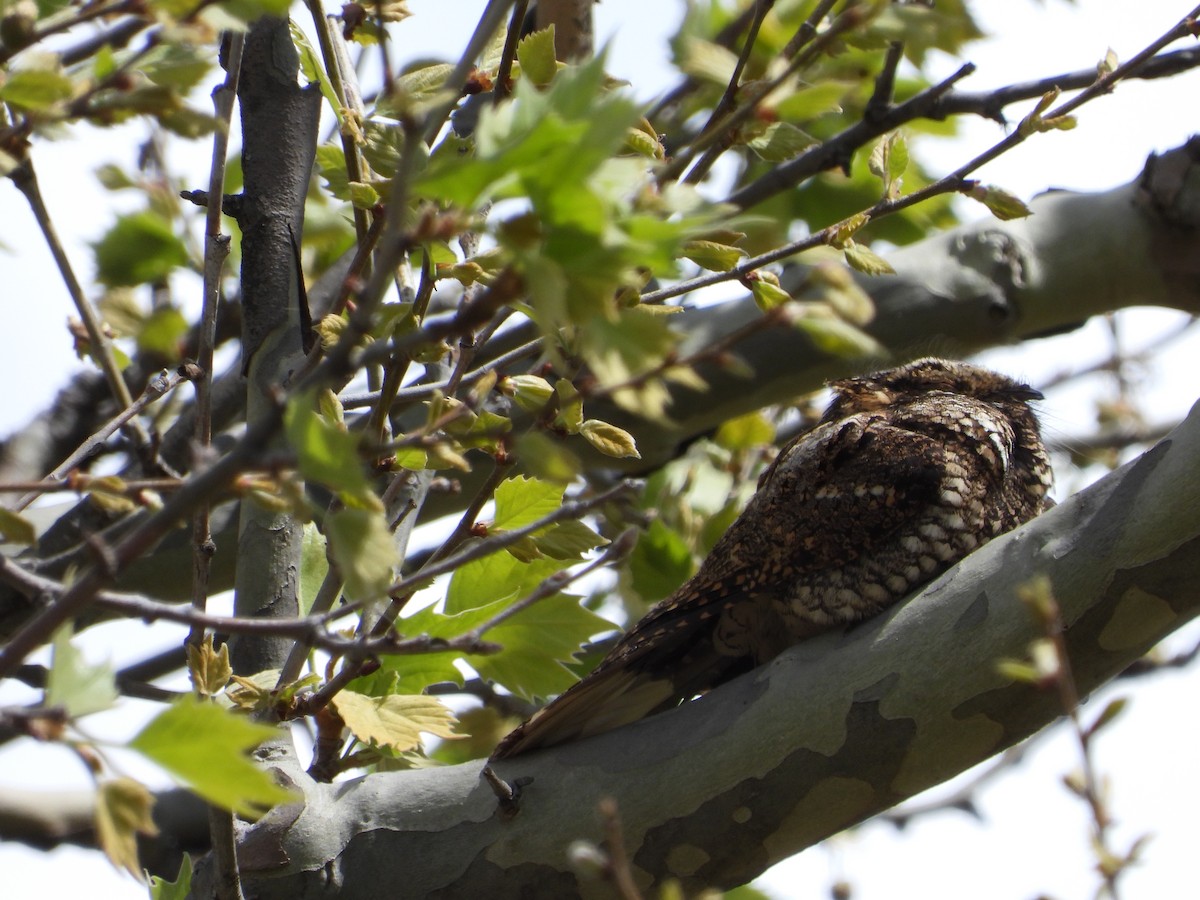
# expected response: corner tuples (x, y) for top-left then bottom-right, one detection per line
(490, 357), (1053, 759)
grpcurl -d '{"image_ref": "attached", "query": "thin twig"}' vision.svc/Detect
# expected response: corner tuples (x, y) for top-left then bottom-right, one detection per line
(493, 0), (530, 102)
(12, 370), (189, 511)
(190, 30), (244, 646)
(667, 2), (865, 186)
(9, 160), (144, 442)
(678, 0), (775, 185)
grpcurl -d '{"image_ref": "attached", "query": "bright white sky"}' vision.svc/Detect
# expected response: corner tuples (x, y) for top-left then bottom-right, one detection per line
(2, 1), (1199, 898)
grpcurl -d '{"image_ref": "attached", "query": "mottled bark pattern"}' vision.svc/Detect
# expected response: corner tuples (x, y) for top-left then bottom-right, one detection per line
(493, 358), (1052, 758)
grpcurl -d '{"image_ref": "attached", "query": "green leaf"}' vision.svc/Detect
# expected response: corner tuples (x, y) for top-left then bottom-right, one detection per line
(92, 211), (189, 287)
(149, 853), (192, 900)
(446, 547), (560, 614)
(746, 271), (792, 312)
(791, 311), (885, 357)
(745, 121), (817, 162)
(348, 181), (381, 209)
(357, 651), (464, 696)
(629, 518), (693, 601)
(284, 393), (370, 497)
(774, 81), (848, 121)
(291, 21), (341, 121)
(868, 132), (908, 190)
(682, 239), (747, 272)
(417, 53), (638, 212)
(0, 507), (35, 544)
(136, 306), (188, 361)
(843, 241), (896, 276)
(809, 262), (876, 326)
(0, 68), (73, 110)
(315, 143), (351, 202)
(677, 35), (738, 85)
(217, 0), (292, 22)
(553, 378), (584, 433)
(474, 594), (614, 701)
(535, 520), (607, 560)
(1085, 696), (1128, 738)
(968, 183), (1032, 221)
(516, 26), (559, 87)
(502, 374), (554, 413)
(326, 507), (399, 604)
(46, 626), (119, 717)
(129, 697), (295, 817)
(298, 522), (329, 616)
(580, 419), (641, 459)
(330, 691), (458, 754)
(514, 431), (581, 483)
(492, 475), (562, 531)
(95, 777), (158, 878)
(186, 634), (232, 698)
(140, 41), (213, 92)
(396, 587), (614, 700)
(714, 411), (776, 452)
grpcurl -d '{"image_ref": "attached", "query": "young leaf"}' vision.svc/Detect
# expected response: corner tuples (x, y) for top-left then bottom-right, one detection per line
(501, 374), (554, 413)
(92, 212), (189, 287)
(329, 691), (459, 754)
(149, 853), (192, 900)
(517, 26), (559, 87)
(0, 507), (35, 544)
(95, 777), (158, 879)
(967, 183), (1033, 221)
(46, 626), (119, 717)
(0, 68), (74, 110)
(714, 411), (776, 452)
(326, 507), (399, 604)
(514, 431), (582, 483)
(553, 378), (585, 434)
(580, 419), (641, 459)
(745, 272), (792, 312)
(284, 393), (371, 499)
(629, 518), (694, 601)
(843, 241), (896, 276)
(186, 634), (232, 698)
(129, 697), (295, 817)
(682, 239), (748, 272)
(446, 548), (562, 614)
(473, 594), (615, 701)
(745, 121), (817, 162)
(790, 311), (885, 357)
(535, 520), (607, 560)
(1085, 696), (1128, 738)
(492, 475), (563, 530)
(809, 261), (876, 326)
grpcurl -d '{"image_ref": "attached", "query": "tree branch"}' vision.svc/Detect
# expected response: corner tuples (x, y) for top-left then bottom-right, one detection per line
(188, 393), (1200, 897)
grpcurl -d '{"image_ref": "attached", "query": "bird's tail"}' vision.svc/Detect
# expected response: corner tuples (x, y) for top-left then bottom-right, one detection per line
(489, 621), (759, 759)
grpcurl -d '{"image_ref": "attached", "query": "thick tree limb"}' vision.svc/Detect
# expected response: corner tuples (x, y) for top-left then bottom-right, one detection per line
(186, 395), (1200, 898)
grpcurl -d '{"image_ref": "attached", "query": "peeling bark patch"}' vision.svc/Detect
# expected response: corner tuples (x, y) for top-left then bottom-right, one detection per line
(666, 844), (710, 876)
(1104, 536), (1200, 622)
(633, 700), (914, 892)
(1099, 587), (1177, 651)
(951, 681), (1056, 752)
(954, 591), (990, 632)
(1081, 440), (1169, 560)
(853, 673), (900, 704)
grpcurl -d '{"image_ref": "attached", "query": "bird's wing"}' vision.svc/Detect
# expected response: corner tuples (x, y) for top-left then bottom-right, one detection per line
(490, 417), (956, 760)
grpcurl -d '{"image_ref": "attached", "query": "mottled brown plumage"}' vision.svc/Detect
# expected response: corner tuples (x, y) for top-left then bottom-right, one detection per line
(491, 358), (1053, 759)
